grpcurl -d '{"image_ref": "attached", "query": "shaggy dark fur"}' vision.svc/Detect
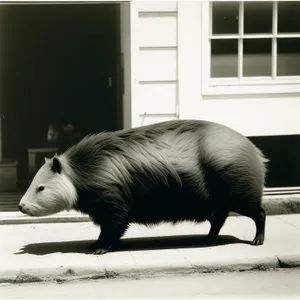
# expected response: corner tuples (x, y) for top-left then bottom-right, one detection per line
(63, 120), (268, 255)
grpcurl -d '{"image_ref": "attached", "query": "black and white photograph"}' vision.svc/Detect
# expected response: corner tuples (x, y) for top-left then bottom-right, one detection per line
(0, 0), (299, 299)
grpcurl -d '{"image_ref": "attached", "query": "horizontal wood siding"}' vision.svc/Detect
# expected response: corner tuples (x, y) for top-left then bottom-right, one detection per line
(140, 114), (178, 126)
(138, 13), (177, 47)
(138, 49), (177, 81)
(137, 1), (177, 12)
(138, 82), (177, 115)
(137, 1), (178, 126)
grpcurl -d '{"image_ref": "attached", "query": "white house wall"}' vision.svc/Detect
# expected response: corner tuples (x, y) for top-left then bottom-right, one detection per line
(176, 1), (300, 137)
(135, 1), (178, 127)
(130, 1), (300, 136)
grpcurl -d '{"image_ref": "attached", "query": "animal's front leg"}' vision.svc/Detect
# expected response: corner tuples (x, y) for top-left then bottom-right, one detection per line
(91, 221), (129, 255)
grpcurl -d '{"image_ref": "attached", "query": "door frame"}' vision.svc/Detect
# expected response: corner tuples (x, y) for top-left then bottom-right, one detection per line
(120, 1), (138, 129)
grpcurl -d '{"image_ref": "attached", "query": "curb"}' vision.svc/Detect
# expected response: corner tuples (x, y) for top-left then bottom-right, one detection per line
(1, 194), (300, 225)
(1, 254), (299, 284)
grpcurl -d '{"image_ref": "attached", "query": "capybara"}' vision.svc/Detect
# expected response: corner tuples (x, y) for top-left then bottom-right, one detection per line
(19, 120), (268, 254)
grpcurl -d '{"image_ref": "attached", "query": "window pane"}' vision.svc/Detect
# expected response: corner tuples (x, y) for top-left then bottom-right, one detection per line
(211, 39), (238, 78)
(243, 39), (272, 77)
(244, 1), (273, 34)
(212, 2), (239, 34)
(278, 2), (300, 33)
(277, 38), (300, 76)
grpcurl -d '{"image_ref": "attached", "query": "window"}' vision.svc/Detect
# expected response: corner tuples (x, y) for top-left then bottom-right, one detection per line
(202, 1), (300, 95)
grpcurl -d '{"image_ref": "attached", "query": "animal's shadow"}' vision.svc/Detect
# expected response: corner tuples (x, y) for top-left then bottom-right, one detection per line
(15, 234), (251, 255)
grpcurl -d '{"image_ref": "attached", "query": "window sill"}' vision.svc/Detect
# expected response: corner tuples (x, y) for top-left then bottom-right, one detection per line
(202, 80), (300, 96)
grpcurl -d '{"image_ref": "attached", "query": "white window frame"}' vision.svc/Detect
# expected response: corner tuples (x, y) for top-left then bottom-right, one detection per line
(201, 0), (300, 96)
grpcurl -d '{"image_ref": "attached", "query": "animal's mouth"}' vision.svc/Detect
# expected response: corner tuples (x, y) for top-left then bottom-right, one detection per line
(25, 211), (35, 217)
(21, 209), (32, 216)
(19, 204), (36, 217)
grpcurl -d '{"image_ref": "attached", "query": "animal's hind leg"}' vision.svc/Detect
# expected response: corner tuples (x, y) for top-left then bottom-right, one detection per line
(232, 202), (266, 246)
(252, 207), (266, 245)
(207, 210), (229, 240)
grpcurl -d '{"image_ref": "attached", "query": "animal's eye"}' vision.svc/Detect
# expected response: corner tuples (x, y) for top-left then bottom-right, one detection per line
(37, 186), (45, 192)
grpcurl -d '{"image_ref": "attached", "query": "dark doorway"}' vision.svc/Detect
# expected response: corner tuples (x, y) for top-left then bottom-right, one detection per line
(0, 3), (122, 182)
(249, 135), (300, 188)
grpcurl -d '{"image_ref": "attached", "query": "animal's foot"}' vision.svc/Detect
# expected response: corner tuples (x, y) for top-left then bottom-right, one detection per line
(93, 248), (109, 255)
(252, 233), (264, 246)
(89, 242), (111, 255)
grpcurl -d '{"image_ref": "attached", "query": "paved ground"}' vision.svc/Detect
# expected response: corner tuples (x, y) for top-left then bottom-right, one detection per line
(1, 269), (300, 299)
(0, 214), (300, 283)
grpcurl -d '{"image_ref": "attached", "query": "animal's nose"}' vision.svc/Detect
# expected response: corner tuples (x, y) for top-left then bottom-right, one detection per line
(19, 204), (24, 212)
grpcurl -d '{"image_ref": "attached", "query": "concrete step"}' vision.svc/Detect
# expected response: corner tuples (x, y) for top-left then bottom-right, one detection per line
(1, 186), (300, 212)
(0, 193), (23, 212)
(0, 194), (299, 225)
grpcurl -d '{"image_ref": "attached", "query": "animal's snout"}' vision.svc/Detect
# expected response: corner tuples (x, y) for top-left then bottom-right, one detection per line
(19, 204), (24, 213)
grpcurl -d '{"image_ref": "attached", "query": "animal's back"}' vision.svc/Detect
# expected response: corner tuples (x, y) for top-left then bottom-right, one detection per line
(68, 120), (266, 205)
(74, 119), (266, 224)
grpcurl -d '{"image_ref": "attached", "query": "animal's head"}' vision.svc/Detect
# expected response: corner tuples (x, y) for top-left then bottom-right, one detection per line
(19, 156), (77, 217)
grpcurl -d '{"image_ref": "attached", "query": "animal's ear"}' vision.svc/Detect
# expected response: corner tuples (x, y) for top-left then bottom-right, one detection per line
(51, 156), (61, 174)
(44, 157), (50, 163)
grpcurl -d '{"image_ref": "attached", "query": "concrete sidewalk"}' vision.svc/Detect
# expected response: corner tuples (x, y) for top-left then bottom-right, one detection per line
(0, 214), (300, 284)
